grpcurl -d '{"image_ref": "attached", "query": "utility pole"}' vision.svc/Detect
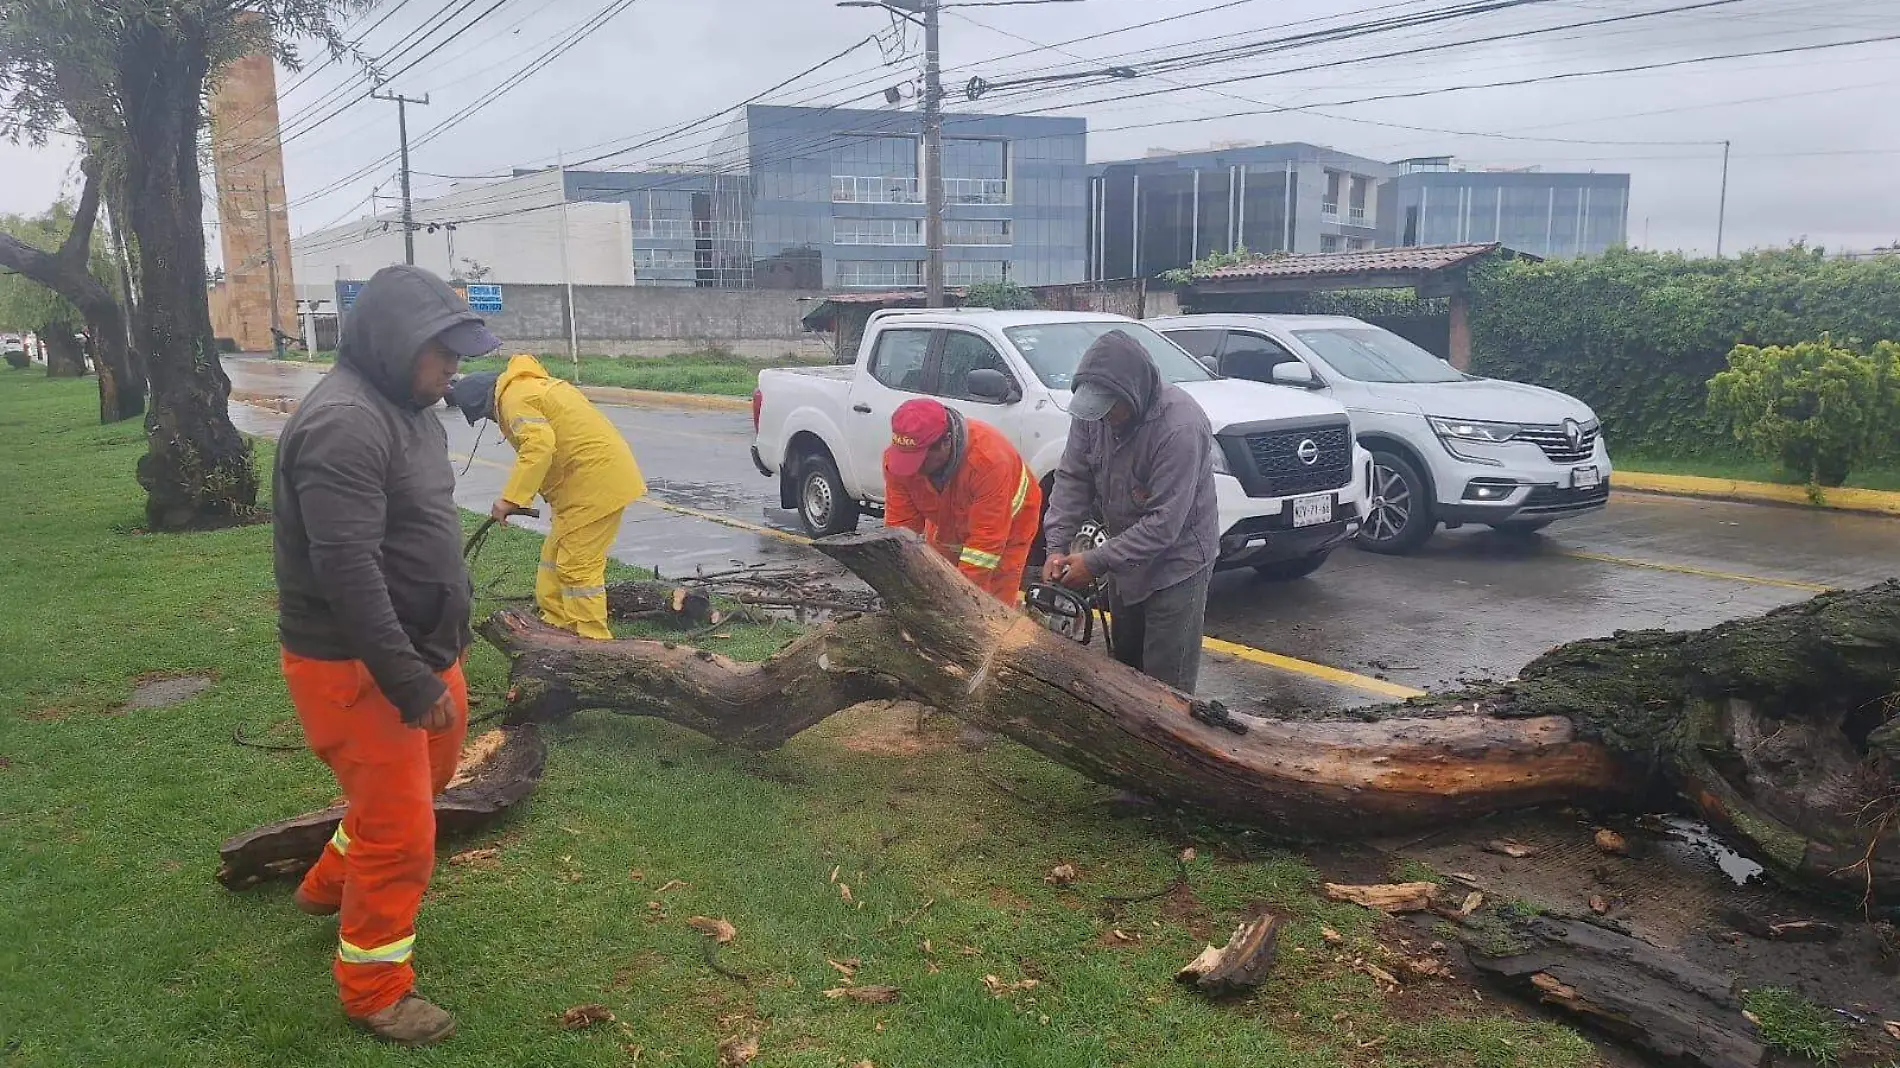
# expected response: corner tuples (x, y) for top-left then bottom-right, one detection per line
(840, 0), (942, 305)
(921, 0), (944, 307)
(556, 153), (581, 383)
(1715, 139), (1731, 259)
(370, 89), (429, 265)
(262, 174), (284, 359)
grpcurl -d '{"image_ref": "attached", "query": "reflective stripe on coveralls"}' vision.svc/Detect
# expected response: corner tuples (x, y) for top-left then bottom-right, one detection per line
(329, 825), (351, 856)
(338, 935), (416, 965)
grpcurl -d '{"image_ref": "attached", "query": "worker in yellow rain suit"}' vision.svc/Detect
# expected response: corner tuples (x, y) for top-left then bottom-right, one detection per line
(447, 355), (645, 638)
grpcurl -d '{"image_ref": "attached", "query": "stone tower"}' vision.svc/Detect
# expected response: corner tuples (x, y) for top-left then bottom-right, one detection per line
(208, 42), (297, 354)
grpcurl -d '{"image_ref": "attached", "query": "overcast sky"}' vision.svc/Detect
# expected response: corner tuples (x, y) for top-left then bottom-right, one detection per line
(3, 0), (1895, 261)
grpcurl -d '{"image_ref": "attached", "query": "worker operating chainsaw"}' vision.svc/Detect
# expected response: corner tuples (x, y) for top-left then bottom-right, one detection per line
(1041, 330), (1220, 694)
(884, 397), (1041, 604)
(447, 354), (646, 639)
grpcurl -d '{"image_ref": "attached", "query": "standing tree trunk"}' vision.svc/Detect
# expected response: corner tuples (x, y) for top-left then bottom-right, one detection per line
(0, 163), (143, 421)
(41, 320), (85, 377)
(117, 15), (257, 530)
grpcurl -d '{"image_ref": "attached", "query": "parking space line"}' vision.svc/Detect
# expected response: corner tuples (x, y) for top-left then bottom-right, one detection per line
(454, 449), (1413, 700)
(1556, 549), (1835, 594)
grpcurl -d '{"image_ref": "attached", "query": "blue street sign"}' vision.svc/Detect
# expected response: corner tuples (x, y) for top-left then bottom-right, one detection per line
(335, 280), (366, 310)
(465, 284), (503, 313)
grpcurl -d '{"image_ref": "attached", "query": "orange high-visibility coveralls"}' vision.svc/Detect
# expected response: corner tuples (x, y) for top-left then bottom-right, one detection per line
(494, 355), (646, 639)
(884, 417), (1041, 602)
(288, 651), (469, 1017)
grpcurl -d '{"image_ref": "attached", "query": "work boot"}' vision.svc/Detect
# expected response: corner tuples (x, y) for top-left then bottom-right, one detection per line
(352, 995), (456, 1046)
(292, 889), (339, 917)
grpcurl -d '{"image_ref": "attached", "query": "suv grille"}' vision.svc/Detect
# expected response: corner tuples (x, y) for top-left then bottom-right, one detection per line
(1517, 422), (1600, 464)
(1245, 423), (1352, 497)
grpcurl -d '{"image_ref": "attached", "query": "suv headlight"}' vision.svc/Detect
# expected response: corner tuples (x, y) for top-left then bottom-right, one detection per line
(1429, 417), (1521, 444)
(1210, 441), (1231, 476)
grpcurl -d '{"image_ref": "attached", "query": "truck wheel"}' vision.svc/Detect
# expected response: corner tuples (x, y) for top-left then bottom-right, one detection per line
(796, 453), (860, 537)
(1356, 450), (1435, 555)
(1252, 550), (1331, 581)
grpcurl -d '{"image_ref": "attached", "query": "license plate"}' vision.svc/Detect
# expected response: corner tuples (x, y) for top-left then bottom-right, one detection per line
(1292, 493), (1334, 528)
(1572, 465), (1602, 490)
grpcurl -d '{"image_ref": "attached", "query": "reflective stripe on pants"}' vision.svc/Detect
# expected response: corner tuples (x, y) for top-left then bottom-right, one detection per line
(285, 650), (467, 1018)
(534, 506), (626, 641)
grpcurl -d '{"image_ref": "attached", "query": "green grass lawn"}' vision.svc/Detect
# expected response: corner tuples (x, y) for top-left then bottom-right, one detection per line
(0, 374), (1597, 1067)
(1617, 450), (1900, 493)
(291, 351), (833, 399)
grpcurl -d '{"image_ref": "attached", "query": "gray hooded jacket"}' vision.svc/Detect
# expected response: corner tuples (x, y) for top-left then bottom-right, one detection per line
(1042, 330), (1220, 605)
(273, 266), (480, 723)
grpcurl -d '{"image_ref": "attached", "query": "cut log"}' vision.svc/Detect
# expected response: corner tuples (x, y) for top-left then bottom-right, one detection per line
(480, 530), (1899, 902)
(1323, 882), (1438, 913)
(1175, 914), (1281, 996)
(1457, 908), (1767, 1068)
(605, 580), (714, 627)
(215, 724), (546, 889)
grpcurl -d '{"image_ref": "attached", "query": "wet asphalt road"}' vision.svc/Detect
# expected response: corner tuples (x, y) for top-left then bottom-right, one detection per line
(226, 356), (1900, 714)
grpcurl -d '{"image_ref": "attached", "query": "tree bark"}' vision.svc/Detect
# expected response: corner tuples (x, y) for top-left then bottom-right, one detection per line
(484, 530), (1900, 904)
(41, 320), (84, 377)
(0, 163), (143, 421)
(117, 15), (256, 530)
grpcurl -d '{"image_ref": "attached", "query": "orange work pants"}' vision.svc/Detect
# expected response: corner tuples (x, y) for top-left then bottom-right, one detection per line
(283, 649), (468, 1018)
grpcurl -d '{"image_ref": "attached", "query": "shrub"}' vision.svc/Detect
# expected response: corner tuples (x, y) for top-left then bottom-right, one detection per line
(1466, 246), (1900, 456)
(1706, 335), (1899, 486)
(962, 280), (1039, 311)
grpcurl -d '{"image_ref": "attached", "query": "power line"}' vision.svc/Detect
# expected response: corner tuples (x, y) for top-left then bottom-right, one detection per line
(1081, 30), (1900, 136)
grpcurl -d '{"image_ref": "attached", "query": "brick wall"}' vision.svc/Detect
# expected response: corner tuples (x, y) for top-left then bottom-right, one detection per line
(208, 35), (297, 353)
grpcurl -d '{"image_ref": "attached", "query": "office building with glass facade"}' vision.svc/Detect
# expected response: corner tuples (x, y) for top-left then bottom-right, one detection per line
(556, 168), (752, 287)
(1377, 158), (1629, 259)
(1088, 143), (1394, 280)
(710, 104), (1088, 289)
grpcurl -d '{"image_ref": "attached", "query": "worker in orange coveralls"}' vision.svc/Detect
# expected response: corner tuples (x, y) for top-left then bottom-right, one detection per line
(272, 265), (493, 1046)
(883, 397), (1042, 602)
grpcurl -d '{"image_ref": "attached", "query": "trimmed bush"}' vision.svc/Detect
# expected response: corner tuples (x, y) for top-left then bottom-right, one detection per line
(1707, 336), (1899, 486)
(1467, 247), (1900, 457)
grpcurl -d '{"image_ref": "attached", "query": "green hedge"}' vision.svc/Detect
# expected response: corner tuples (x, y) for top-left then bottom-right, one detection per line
(1466, 247), (1900, 456)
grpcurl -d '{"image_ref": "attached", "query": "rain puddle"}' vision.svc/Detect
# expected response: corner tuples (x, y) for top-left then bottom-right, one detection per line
(1653, 814), (1766, 887)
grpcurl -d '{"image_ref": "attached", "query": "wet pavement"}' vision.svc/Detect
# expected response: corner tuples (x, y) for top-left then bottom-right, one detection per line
(225, 354), (1900, 713)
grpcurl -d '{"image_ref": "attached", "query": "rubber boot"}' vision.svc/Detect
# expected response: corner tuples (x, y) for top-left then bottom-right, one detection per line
(352, 995), (456, 1046)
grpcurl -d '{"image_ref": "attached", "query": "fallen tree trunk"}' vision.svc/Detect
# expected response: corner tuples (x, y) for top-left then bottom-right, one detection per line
(487, 530), (1899, 903)
(1456, 907), (1767, 1068)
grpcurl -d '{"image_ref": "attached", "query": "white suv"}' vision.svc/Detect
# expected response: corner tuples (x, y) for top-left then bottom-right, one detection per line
(1153, 314), (1611, 554)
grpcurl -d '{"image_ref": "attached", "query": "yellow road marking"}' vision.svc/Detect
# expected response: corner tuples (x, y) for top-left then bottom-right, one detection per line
(454, 449), (1420, 700)
(1557, 549), (1834, 594)
(1200, 636), (1425, 699)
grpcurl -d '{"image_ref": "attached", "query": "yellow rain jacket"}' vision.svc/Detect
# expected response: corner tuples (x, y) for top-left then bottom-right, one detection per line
(495, 355), (646, 519)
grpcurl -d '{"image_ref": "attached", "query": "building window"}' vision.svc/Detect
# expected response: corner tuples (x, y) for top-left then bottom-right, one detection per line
(944, 261), (1006, 285)
(838, 260), (923, 288)
(944, 138), (1006, 180)
(1348, 237), (1374, 251)
(633, 248), (696, 270)
(834, 218), (924, 246)
(944, 219), (1011, 246)
(1320, 235), (1343, 254)
(833, 134), (922, 203)
(832, 176), (923, 204)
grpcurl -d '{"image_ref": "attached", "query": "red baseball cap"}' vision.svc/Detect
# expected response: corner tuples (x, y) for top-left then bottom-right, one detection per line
(885, 398), (950, 478)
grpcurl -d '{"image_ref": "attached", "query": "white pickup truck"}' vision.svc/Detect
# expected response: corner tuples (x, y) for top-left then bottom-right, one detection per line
(750, 309), (1374, 581)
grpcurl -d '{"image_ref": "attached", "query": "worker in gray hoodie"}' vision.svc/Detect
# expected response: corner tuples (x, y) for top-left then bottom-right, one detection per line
(1042, 329), (1220, 692)
(273, 264), (498, 1046)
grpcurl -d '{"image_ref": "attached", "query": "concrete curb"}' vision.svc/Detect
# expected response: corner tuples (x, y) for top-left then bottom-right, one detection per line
(574, 385), (751, 413)
(243, 360), (753, 413)
(1617, 470), (1900, 517)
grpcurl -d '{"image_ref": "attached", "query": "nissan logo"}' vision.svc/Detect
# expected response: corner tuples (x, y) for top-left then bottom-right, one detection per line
(1296, 438), (1321, 465)
(1563, 418), (1584, 450)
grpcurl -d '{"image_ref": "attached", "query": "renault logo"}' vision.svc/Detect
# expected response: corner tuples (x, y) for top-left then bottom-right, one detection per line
(1296, 438), (1321, 465)
(1563, 418), (1584, 450)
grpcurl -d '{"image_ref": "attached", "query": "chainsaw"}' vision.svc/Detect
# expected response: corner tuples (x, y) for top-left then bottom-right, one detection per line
(1025, 522), (1110, 649)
